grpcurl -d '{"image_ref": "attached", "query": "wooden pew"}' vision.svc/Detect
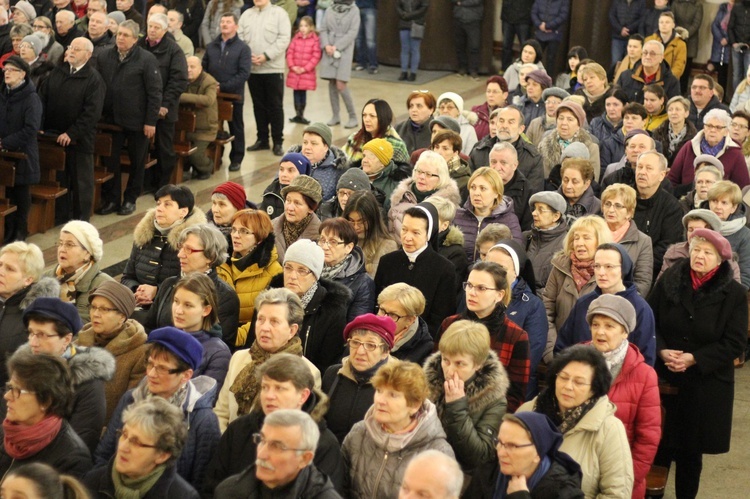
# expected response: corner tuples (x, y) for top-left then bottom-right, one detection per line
(29, 137), (68, 234)
(96, 123), (157, 200)
(170, 108), (197, 185)
(210, 92), (241, 172)
(0, 154), (18, 243)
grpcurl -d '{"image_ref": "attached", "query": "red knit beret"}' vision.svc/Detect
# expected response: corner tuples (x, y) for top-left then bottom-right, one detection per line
(343, 313), (396, 349)
(213, 182), (246, 211)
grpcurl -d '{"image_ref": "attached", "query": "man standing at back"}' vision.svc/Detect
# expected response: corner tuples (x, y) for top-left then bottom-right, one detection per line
(203, 13), (251, 172)
(239, 0), (291, 157)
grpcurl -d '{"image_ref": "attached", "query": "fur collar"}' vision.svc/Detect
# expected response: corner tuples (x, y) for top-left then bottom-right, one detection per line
(253, 233), (278, 269)
(424, 350), (509, 417)
(661, 258), (735, 303)
(18, 343), (116, 386)
(132, 207), (207, 249)
(442, 225), (465, 247)
(19, 277), (61, 310)
(389, 178), (461, 209)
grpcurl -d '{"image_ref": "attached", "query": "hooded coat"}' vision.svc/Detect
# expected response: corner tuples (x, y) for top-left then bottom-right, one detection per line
(424, 351), (509, 471)
(327, 246), (376, 322)
(121, 207), (207, 291)
(95, 376), (221, 492)
(525, 218), (569, 292)
(342, 400), (455, 499)
(454, 197), (524, 262)
(648, 259), (747, 455)
(507, 277), (548, 397)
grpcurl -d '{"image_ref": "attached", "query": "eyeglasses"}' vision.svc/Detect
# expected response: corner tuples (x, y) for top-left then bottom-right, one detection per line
(493, 438), (535, 452)
(178, 245), (205, 256)
(283, 265), (313, 277)
(88, 304), (119, 314)
(346, 217), (366, 228)
(602, 201), (626, 211)
(593, 263), (621, 271)
(704, 124), (727, 132)
(556, 372), (592, 389)
(55, 240), (82, 250)
(32, 24), (48, 31)
(116, 429), (158, 449)
(337, 190), (352, 199)
(463, 282), (497, 293)
(145, 360), (181, 376)
(414, 168), (440, 179)
(376, 306), (404, 322)
(317, 238), (345, 248)
(731, 122), (749, 130)
(252, 433), (310, 453)
(641, 50), (660, 57)
(27, 331), (61, 340)
(230, 227), (254, 237)
(691, 85), (710, 91)
(2, 68), (22, 74)
(347, 338), (382, 352)
(5, 383), (34, 400)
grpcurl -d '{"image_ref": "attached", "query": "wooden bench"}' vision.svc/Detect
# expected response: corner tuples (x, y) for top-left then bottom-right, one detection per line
(170, 108), (197, 185)
(97, 123), (157, 199)
(210, 92), (240, 172)
(0, 155), (18, 243)
(29, 137), (68, 234)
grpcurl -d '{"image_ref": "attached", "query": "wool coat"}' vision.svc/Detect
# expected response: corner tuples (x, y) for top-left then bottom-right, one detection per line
(180, 70), (219, 142)
(531, 0), (570, 42)
(75, 319), (148, 424)
(83, 461), (199, 499)
(0, 78), (41, 185)
(518, 396), (634, 499)
(617, 220), (654, 297)
(387, 177), (461, 243)
(672, 0), (703, 59)
(525, 218), (569, 292)
(318, 3), (360, 82)
(121, 207), (207, 291)
(286, 31), (321, 91)
(42, 262), (113, 323)
(424, 351), (509, 471)
(648, 259), (747, 454)
(633, 188), (684, 279)
(454, 197), (524, 263)
(669, 132), (750, 190)
(271, 211), (322, 262)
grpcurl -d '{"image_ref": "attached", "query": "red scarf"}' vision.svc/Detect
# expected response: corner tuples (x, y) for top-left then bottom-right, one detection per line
(3, 415), (63, 459)
(570, 253), (595, 292)
(690, 266), (720, 291)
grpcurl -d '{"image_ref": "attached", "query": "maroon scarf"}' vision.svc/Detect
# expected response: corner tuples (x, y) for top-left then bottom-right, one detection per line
(690, 266), (720, 291)
(3, 415), (63, 459)
(570, 253), (595, 292)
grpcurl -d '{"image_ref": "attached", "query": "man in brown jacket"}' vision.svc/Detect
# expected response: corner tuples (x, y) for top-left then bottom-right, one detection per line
(180, 55), (218, 180)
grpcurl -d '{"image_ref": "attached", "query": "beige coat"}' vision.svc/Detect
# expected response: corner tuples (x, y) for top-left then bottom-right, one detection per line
(213, 348), (321, 432)
(271, 212), (322, 262)
(542, 252), (596, 363)
(518, 396), (634, 499)
(43, 263), (114, 323)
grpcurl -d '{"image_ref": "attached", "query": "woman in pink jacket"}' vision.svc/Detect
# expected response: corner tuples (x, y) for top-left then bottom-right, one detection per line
(586, 293), (661, 499)
(286, 16), (322, 125)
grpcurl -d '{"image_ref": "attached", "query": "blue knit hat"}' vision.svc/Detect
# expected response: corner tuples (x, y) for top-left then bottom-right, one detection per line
(148, 327), (204, 371)
(23, 297), (83, 333)
(280, 152), (311, 176)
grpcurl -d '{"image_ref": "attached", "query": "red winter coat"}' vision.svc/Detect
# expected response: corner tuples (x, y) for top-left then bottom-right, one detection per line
(286, 31), (321, 91)
(602, 341), (661, 499)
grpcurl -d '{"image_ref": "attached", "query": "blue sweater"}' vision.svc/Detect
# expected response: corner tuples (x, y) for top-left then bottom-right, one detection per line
(554, 283), (657, 366)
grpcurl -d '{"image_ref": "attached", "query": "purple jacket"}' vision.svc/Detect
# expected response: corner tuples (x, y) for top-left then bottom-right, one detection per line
(453, 197), (523, 263)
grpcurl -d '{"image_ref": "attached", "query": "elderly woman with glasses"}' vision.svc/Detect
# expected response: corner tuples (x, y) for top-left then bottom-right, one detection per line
(518, 345), (634, 498)
(677, 156), (723, 214)
(376, 283), (433, 364)
(425, 320), (509, 471)
(388, 150), (460, 243)
(142, 224), (239, 349)
(0, 350), (91, 479)
(43, 221), (114, 323)
(83, 398), (198, 497)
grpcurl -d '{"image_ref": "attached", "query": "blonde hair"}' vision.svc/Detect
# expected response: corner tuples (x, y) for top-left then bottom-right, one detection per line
(0, 242), (44, 281)
(413, 151), (452, 188)
(601, 183), (637, 215)
(377, 283), (425, 316)
(707, 180), (742, 205)
(438, 320), (490, 365)
(579, 62), (607, 83)
(425, 196), (457, 223)
(468, 167), (504, 208)
(562, 216), (612, 257)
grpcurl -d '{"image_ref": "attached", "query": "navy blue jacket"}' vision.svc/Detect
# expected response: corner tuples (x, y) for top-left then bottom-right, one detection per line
(589, 116), (618, 145)
(531, 0), (570, 42)
(390, 316), (434, 365)
(610, 0), (646, 40)
(84, 461), (199, 499)
(202, 34), (251, 100)
(506, 277), (547, 384)
(0, 79), (41, 185)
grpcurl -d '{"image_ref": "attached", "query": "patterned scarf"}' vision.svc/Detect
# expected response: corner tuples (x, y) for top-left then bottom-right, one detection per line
(570, 253), (595, 292)
(3, 415), (63, 459)
(557, 396), (598, 434)
(229, 336), (304, 416)
(111, 463), (167, 499)
(55, 261), (93, 303)
(700, 136), (725, 157)
(321, 254), (350, 280)
(299, 282), (319, 308)
(603, 339), (629, 380)
(282, 213), (313, 247)
(668, 123), (687, 154)
(133, 378), (189, 409)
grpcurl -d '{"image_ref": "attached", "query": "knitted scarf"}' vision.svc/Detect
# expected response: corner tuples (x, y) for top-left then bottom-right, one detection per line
(133, 379), (189, 409)
(55, 261), (93, 303)
(534, 387), (598, 434)
(411, 183), (437, 203)
(691, 265), (721, 291)
(557, 396), (598, 434)
(3, 415), (63, 459)
(321, 254), (350, 280)
(603, 339), (629, 380)
(282, 213), (313, 247)
(700, 137), (725, 157)
(570, 253), (595, 292)
(111, 463), (167, 499)
(230, 336), (304, 416)
(610, 220), (631, 243)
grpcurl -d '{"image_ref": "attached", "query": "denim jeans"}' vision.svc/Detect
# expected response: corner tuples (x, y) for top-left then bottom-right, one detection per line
(399, 29), (421, 73)
(611, 38), (628, 70)
(355, 7), (377, 69)
(502, 21), (530, 69)
(733, 47), (750, 91)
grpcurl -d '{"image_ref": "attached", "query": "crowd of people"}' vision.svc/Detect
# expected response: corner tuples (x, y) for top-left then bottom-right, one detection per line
(0, 0), (748, 498)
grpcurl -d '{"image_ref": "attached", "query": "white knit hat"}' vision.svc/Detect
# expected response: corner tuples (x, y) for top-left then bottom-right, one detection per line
(437, 92), (464, 114)
(284, 239), (324, 280)
(61, 220), (103, 262)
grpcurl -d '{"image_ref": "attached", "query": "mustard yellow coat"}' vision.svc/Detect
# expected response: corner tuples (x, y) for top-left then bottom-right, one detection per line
(645, 32), (687, 79)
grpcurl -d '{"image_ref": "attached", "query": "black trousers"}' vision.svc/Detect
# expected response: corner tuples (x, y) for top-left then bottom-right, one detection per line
(229, 99), (245, 164)
(66, 146), (94, 221)
(154, 119), (176, 189)
(247, 72), (284, 145)
(654, 445), (704, 499)
(102, 129), (150, 206)
(454, 20), (481, 74)
(6, 184), (30, 242)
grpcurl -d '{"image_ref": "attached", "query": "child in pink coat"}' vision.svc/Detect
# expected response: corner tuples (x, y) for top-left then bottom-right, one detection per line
(286, 16), (322, 125)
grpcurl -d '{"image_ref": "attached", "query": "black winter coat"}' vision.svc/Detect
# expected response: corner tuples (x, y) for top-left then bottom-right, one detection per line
(397, 0), (430, 30)
(652, 119), (697, 166)
(437, 226), (469, 297)
(0, 421), (91, 479)
(514, 136), (545, 193)
(505, 170), (533, 231)
(465, 459), (584, 498)
(329, 247), (376, 322)
(97, 45), (163, 131)
(260, 178), (285, 219)
(39, 62), (105, 154)
(215, 463), (341, 499)
(616, 62), (681, 104)
(648, 259), (747, 454)
(688, 95), (730, 131)
(374, 248), (457, 338)
(202, 34), (251, 99)
(0, 25), (11, 57)
(86, 30), (115, 68)
(633, 188), (683, 279)
(121, 208), (207, 291)
(609, 0), (646, 40)
(168, 0), (205, 47)
(729, 2), (750, 45)
(202, 390), (345, 496)
(139, 33), (188, 123)
(390, 317), (434, 364)
(144, 270), (240, 349)
(394, 117), (432, 153)
(501, 0), (532, 24)
(469, 134), (497, 171)
(0, 79), (42, 185)
(84, 460), (199, 499)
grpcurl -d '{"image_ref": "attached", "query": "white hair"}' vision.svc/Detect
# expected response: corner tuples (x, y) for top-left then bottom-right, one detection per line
(643, 39), (665, 55)
(264, 409), (320, 455)
(404, 450), (463, 499)
(56, 10), (76, 23)
(490, 141), (518, 162)
(412, 150), (452, 188)
(703, 108), (732, 128)
(148, 13), (168, 30)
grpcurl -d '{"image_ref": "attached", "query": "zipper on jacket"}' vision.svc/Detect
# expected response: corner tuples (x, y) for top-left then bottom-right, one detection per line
(302, 325), (312, 356)
(372, 451), (389, 498)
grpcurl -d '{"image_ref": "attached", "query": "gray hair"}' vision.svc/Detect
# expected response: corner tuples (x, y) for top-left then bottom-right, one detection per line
(643, 39), (664, 55)
(74, 36), (94, 54)
(377, 283), (425, 319)
(89, 0), (108, 12)
(490, 141), (519, 162)
(412, 150), (452, 188)
(688, 235), (721, 259)
(55, 10), (75, 23)
(405, 450), (463, 499)
(255, 288), (305, 327)
(121, 398), (188, 465)
(257, 353), (315, 391)
(148, 13), (168, 30)
(425, 195), (456, 223)
(0, 242), (44, 281)
(666, 95), (690, 113)
(119, 19), (140, 38)
(10, 23), (32, 38)
(264, 409), (320, 454)
(703, 108), (732, 128)
(177, 224), (229, 268)
(637, 150), (668, 171)
(694, 163), (723, 180)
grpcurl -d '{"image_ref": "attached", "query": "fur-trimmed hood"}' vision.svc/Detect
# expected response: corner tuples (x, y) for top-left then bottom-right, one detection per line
(18, 343), (116, 387)
(460, 110), (478, 126)
(132, 207), (207, 249)
(389, 177), (462, 209)
(424, 350), (510, 417)
(18, 277), (61, 310)
(660, 258), (735, 304)
(441, 225), (465, 247)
